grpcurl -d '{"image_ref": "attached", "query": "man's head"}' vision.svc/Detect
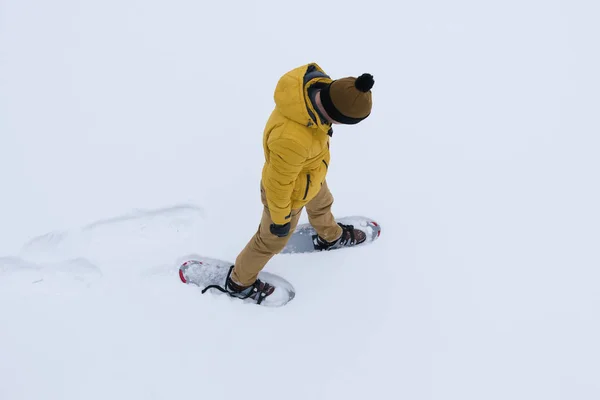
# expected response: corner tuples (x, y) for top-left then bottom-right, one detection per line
(316, 73), (374, 125)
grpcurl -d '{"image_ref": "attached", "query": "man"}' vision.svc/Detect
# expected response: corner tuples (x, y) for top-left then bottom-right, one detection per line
(226, 63), (374, 303)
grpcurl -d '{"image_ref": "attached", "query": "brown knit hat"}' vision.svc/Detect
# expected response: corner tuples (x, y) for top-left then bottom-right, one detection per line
(320, 73), (374, 124)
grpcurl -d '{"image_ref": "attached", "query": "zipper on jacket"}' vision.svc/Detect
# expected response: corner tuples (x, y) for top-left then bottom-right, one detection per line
(303, 174), (311, 200)
(322, 159), (328, 169)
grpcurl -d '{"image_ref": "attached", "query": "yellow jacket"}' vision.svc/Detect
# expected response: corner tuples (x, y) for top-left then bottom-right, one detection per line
(261, 63), (334, 225)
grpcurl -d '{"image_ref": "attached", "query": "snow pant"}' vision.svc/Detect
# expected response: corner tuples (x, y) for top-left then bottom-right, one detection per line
(231, 180), (343, 287)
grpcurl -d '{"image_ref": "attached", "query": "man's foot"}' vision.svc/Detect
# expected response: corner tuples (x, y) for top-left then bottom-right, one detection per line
(313, 223), (367, 251)
(201, 266), (275, 305)
(225, 272), (275, 305)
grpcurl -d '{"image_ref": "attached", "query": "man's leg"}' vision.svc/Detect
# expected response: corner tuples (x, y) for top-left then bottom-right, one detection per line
(231, 186), (301, 287)
(305, 180), (343, 242)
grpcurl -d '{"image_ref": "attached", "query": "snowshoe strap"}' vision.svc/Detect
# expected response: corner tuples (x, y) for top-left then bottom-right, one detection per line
(339, 223), (356, 245)
(202, 266), (273, 305)
(201, 265), (233, 294)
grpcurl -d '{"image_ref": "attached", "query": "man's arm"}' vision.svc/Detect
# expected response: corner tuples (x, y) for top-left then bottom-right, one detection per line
(263, 138), (307, 229)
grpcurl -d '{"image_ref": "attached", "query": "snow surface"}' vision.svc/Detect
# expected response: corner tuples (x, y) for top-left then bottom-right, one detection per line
(1, 0), (600, 399)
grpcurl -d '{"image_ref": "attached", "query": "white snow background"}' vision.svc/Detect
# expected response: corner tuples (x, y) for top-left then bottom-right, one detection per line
(1, 1), (599, 399)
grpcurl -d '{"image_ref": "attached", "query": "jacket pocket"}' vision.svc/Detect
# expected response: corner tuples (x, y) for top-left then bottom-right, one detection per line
(322, 159), (328, 169)
(302, 174), (311, 200)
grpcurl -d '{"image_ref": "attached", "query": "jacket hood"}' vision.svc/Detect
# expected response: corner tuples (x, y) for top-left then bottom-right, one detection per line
(273, 63), (332, 132)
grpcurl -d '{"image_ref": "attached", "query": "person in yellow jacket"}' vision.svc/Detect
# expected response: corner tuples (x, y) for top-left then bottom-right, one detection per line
(226, 63), (374, 303)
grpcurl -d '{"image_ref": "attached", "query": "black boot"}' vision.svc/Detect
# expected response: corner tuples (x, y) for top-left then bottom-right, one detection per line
(226, 272), (275, 305)
(202, 266), (275, 305)
(313, 223), (367, 251)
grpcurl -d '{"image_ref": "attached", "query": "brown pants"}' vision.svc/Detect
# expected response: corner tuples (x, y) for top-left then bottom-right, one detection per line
(231, 181), (343, 286)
